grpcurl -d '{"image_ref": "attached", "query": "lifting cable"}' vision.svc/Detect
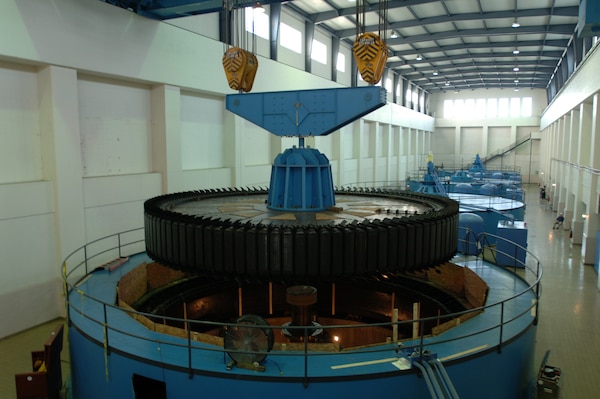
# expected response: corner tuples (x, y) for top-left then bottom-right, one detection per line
(222, 0), (258, 92)
(353, 0), (389, 85)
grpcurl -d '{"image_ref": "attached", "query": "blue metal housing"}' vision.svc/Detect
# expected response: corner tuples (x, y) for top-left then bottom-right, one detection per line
(267, 145), (335, 211)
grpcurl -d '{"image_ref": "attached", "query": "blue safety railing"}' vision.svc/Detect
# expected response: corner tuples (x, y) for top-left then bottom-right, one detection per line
(62, 226), (542, 385)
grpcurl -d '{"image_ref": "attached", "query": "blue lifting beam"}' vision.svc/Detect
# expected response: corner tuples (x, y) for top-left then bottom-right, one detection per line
(226, 86), (387, 212)
(226, 86), (387, 137)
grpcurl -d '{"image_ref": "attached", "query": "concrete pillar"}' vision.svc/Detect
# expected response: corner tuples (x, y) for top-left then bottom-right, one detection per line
(354, 118), (365, 184)
(372, 122), (380, 185)
(454, 126), (461, 166)
(582, 96), (600, 265)
(151, 84), (181, 193)
(38, 65), (86, 318)
(223, 111), (244, 187)
(38, 66), (86, 266)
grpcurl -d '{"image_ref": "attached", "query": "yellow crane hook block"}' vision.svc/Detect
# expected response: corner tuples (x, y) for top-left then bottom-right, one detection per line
(222, 47), (259, 92)
(352, 32), (388, 85)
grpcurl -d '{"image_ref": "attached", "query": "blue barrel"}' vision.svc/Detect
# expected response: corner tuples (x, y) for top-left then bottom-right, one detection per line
(480, 183), (499, 196)
(454, 183), (475, 194)
(459, 213), (484, 255)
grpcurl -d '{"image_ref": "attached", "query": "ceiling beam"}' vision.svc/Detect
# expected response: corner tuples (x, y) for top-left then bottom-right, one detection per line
(389, 50), (564, 67)
(389, 39), (569, 58)
(334, 7), (578, 38)
(384, 25), (575, 46)
(306, 0), (444, 23)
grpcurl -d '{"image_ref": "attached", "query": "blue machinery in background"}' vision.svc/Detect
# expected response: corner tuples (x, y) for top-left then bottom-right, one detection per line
(415, 158), (448, 197)
(226, 86), (387, 211)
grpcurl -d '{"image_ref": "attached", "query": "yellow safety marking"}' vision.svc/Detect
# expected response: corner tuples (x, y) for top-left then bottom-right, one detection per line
(331, 357), (398, 370)
(332, 344), (489, 370)
(268, 213), (297, 220)
(438, 344), (489, 362)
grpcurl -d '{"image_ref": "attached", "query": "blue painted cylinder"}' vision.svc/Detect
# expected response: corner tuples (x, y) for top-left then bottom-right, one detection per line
(454, 183), (475, 194)
(480, 183), (499, 196)
(459, 213), (484, 255)
(267, 146), (335, 211)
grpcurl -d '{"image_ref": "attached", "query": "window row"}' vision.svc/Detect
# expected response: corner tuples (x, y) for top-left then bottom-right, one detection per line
(443, 97), (533, 119)
(245, 8), (345, 71)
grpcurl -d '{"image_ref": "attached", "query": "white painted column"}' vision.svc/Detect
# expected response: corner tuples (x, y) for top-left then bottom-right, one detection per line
(333, 124), (345, 186)
(354, 119), (365, 185)
(38, 66), (86, 264)
(372, 122), (380, 187)
(223, 111), (244, 187)
(558, 114), (572, 214)
(454, 126), (461, 166)
(482, 125), (489, 155)
(151, 84), (181, 193)
(582, 96), (600, 265)
(38, 65), (86, 318)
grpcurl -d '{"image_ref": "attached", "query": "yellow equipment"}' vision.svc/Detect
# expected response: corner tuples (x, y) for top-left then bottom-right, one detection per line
(353, 32), (388, 85)
(222, 47), (259, 92)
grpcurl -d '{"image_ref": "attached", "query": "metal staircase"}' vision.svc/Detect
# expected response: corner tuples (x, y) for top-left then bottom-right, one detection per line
(416, 160), (448, 197)
(480, 134), (534, 165)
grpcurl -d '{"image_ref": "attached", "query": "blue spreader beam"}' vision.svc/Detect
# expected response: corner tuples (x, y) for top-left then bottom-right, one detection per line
(226, 86), (387, 211)
(226, 86), (387, 137)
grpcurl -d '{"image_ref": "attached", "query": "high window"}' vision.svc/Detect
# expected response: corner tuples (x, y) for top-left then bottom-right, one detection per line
(311, 40), (327, 64)
(336, 52), (346, 72)
(280, 23), (302, 53)
(244, 8), (269, 39)
(443, 97), (534, 119)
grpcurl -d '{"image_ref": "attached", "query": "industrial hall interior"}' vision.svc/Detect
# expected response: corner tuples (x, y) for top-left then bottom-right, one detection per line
(1, 0), (600, 398)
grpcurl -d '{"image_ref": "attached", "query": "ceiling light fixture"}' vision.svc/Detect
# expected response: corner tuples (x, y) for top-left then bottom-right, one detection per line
(514, 79), (519, 83)
(416, 54), (423, 61)
(513, 48), (520, 55)
(391, 30), (399, 39)
(253, 1), (265, 12)
(512, 19), (520, 28)
(514, 87), (519, 92)
(445, 81), (450, 86)
(513, 66), (520, 72)
(433, 70), (439, 76)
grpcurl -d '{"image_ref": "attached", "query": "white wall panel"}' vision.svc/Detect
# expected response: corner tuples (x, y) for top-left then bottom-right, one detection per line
(79, 77), (152, 177)
(243, 120), (271, 166)
(0, 62), (41, 184)
(460, 127), (483, 156)
(82, 173), (162, 242)
(0, 214), (56, 292)
(181, 168), (232, 189)
(488, 126), (511, 152)
(181, 92), (225, 170)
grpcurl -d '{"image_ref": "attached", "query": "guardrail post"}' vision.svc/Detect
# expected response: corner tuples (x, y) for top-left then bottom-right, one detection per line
(84, 246), (89, 274)
(534, 261), (541, 326)
(419, 317), (425, 362)
(187, 323), (193, 379)
(118, 233), (122, 258)
(103, 303), (110, 381)
(497, 302), (504, 353)
(303, 326), (309, 388)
